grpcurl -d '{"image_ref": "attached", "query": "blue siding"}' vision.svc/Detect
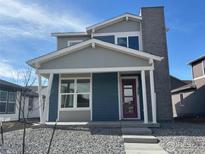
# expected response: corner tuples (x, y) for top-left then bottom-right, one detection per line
(92, 73), (119, 121)
(94, 35), (115, 44)
(49, 74), (59, 122)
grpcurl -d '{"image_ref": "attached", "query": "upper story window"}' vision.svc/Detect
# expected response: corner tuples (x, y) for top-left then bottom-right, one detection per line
(93, 32), (141, 50)
(117, 36), (139, 50)
(67, 40), (82, 46)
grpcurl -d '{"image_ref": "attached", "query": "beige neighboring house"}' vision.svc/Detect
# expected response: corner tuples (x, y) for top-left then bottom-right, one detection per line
(171, 55), (205, 117)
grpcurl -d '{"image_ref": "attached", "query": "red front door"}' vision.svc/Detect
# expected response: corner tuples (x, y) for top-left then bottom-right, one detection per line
(122, 79), (138, 118)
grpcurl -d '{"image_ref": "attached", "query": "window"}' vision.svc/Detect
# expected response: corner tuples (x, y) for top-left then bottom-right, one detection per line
(7, 92), (16, 113)
(0, 91), (8, 113)
(117, 37), (127, 47)
(0, 91), (16, 114)
(128, 36), (139, 50)
(28, 97), (33, 111)
(67, 40), (82, 46)
(94, 35), (115, 44)
(60, 78), (90, 109)
(116, 36), (139, 50)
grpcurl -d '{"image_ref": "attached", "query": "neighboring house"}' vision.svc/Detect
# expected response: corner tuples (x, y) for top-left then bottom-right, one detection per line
(0, 79), (40, 121)
(171, 55), (205, 117)
(27, 6), (173, 124)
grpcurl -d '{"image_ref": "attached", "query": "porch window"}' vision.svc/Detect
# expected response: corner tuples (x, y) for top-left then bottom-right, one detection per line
(60, 78), (90, 109)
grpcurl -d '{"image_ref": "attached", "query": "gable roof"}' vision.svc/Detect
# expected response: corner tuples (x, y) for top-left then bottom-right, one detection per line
(51, 32), (89, 37)
(86, 13), (142, 32)
(188, 55), (205, 65)
(171, 82), (196, 94)
(0, 79), (23, 90)
(27, 39), (163, 69)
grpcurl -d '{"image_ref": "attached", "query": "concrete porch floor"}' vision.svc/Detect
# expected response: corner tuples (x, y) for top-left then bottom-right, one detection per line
(41, 121), (160, 128)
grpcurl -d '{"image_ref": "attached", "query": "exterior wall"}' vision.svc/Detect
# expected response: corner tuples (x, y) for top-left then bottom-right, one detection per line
(92, 73), (119, 121)
(40, 46), (150, 69)
(95, 20), (140, 33)
(141, 7), (173, 121)
(59, 111), (90, 122)
(28, 97), (40, 118)
(194, 77), (205, 88)
(57, 36), (90, 49)
(48, 74), (59, 121)
(172, 85), (205, 117)
(192, 61), (204, 79)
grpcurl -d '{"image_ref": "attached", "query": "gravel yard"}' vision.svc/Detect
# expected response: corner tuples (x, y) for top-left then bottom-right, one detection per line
(152, 122), (205, 154)
(1, 126), (125, 154)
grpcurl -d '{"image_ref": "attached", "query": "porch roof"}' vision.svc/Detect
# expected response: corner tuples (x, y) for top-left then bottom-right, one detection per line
(27, 39), (163, 69)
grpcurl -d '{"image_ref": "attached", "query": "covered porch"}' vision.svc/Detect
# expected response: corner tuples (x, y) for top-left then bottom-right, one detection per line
(37, 66), (157, 124)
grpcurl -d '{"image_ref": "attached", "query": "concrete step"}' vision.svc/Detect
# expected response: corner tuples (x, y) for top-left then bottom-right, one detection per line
(123, 135), (158, 143)
(125, 149), (168, 154)
(121, 128), (152, 135)
(120, 122), (160, 128)
(124, 143), (168, 154)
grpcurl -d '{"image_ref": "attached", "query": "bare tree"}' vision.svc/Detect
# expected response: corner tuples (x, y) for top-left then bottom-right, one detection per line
(13, 66), (37, 154)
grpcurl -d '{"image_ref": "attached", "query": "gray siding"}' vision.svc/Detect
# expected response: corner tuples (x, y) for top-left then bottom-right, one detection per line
(40, 46), (150, 69)
(57, 36), (90, 49)
(141, 7), (173, 121)
(59, 110), (90, 122)
(95, 20), (140, 33)
(192, 61), (203, 78)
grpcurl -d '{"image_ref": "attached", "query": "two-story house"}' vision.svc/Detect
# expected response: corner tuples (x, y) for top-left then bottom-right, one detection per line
(171, 55), (205, 117)
(27, 6), (172, 124)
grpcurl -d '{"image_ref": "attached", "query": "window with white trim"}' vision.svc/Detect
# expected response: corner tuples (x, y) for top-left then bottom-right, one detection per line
(0, 91), (16, 114)
(7, 92), (16, 113)
(116, 36), (139, 50)
(60, 78), (90, 109)
(0, 90), (8, 113)
(67, 40), (83, 46)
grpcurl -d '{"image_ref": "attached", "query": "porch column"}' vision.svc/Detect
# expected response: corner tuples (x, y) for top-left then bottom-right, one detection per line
(141, 70), (148, 123)
(37, 74), (43, 123)
(150, 70), (157, 123)
(44, 73), (54, 123)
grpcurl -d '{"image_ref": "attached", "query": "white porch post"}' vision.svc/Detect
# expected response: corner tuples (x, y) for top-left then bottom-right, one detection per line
(141, 70), (148, 123)
(37, 74), (43, 123)
(150, 70), (157, 123)
(44, 73), (54, 123)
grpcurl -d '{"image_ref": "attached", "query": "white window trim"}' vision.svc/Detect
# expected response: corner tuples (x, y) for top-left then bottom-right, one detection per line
(7, 92), (16, 114)
(67, 40), (83, 46)
(59, 77), (91, 111)
(92, 31), (142, 50)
